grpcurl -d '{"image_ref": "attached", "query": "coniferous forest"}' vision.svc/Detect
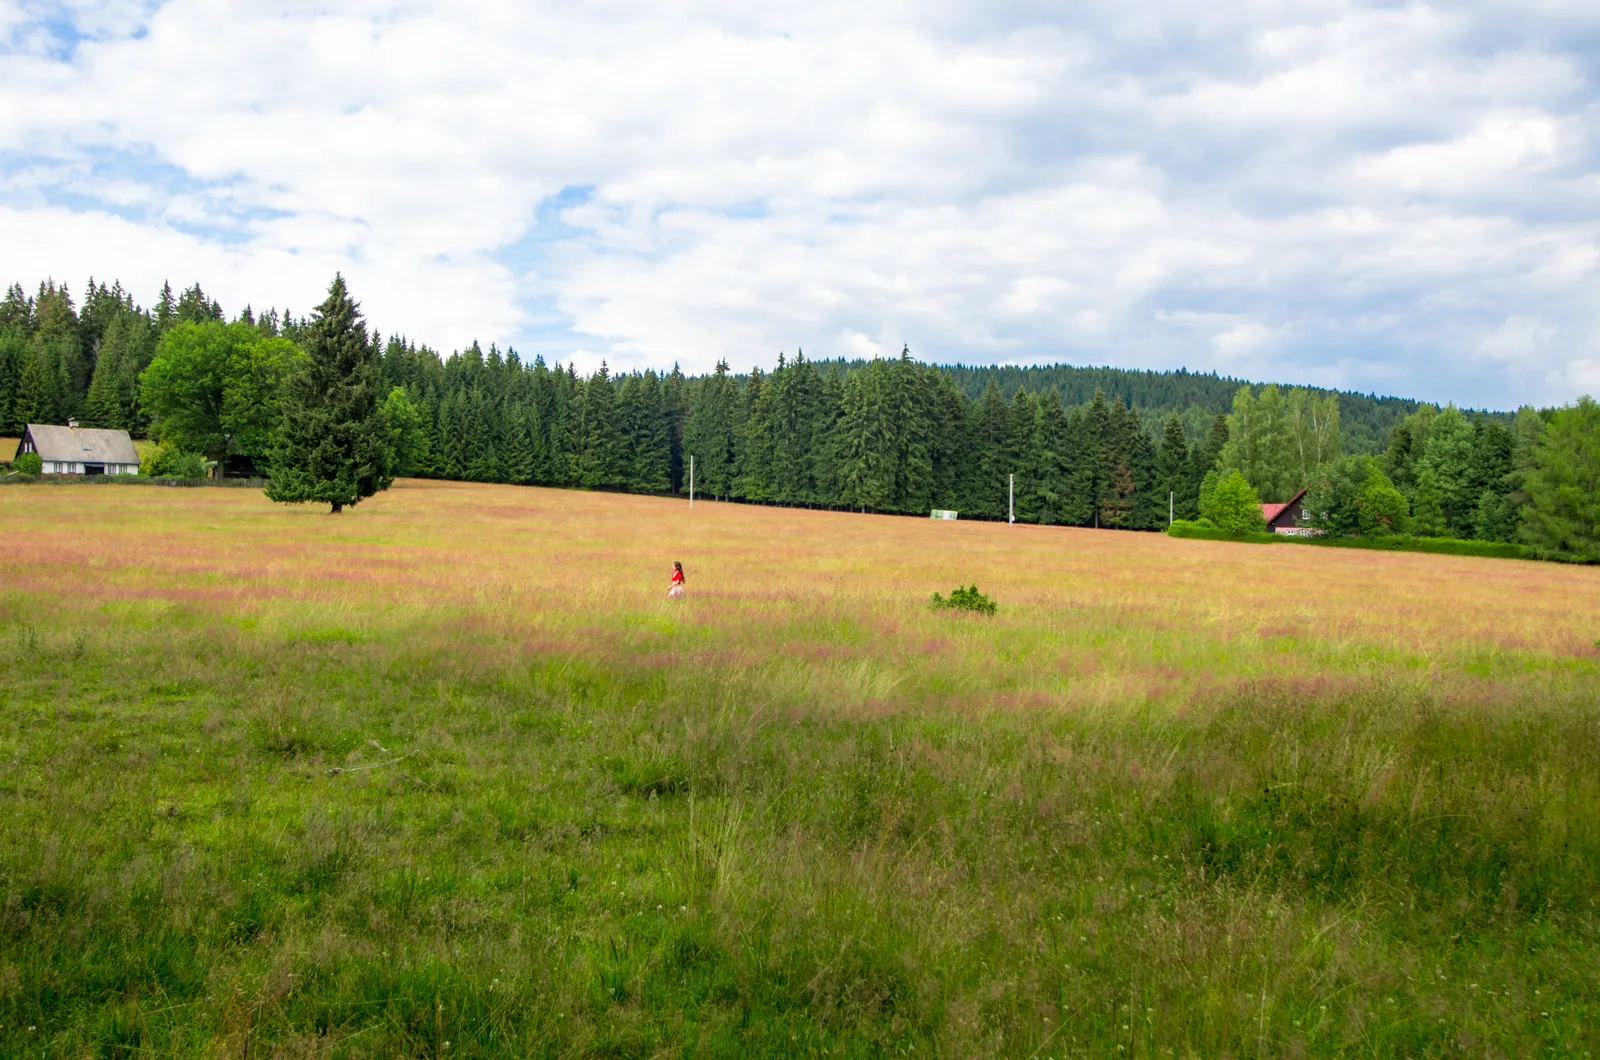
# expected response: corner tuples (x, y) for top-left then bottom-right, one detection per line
(0, 276), (1582, 550)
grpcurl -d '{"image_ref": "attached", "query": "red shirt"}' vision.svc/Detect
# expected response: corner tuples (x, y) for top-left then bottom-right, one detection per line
(671, 569), (683, 585)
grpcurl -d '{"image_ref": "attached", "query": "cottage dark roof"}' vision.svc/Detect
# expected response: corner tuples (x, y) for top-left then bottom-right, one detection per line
(1260, 488), (1308, 525)
(25, 423), (140, 465)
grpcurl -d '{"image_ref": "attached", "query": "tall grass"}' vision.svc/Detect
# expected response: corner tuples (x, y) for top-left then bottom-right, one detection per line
(1, 480), (1598, 1056)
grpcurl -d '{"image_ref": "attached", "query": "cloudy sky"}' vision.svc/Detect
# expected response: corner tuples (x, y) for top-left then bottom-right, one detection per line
(1, 1), (1597, 407)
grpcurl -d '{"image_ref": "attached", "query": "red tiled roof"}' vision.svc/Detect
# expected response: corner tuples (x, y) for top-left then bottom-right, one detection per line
(1259, 488), (1308, 525)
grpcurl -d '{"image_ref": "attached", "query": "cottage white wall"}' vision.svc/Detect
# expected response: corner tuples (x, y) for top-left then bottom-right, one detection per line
(43, 461), (139, 474)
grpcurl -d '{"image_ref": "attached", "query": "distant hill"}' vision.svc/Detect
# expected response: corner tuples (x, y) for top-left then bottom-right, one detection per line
(800, 359), (1506, 456)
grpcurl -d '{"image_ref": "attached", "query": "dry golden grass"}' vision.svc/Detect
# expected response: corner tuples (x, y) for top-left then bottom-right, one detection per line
(4, 477), (1595, 712)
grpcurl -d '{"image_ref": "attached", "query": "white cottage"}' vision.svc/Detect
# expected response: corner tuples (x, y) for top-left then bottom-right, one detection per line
(17, 421), (141, 475)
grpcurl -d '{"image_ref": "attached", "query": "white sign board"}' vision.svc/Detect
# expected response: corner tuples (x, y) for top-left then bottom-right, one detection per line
(930, 509), (958, 520)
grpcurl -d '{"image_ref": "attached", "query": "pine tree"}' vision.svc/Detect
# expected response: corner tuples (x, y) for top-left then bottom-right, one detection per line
(464, 387), (504, 482)
(434, 391), (467, 480)
(0, 283), (33, 336)
(0, 335), (21, 435)
(635, 371), (670, 492)
(736, 366), (771, 500)
(154, 282), (177, 333)
(927, 369), (969, 513)
(505, 405), (539, 485)
(1032, 389), (1069, 523)
(1099, 398), (1139, 528)
(83, 344), (124, 429)
(809, 370), (846, 506)
(34, 282), (85, 419)
(266, 275), (392, 513)
(1128, 422), (1162, 529)
(1083, 390), (1112, 528)
(891, 352), (934, 513)
(770, 351), (823, 505)
(1003, 388), (1038, 522)
(576, 363), (623, 489)
(1156, 415), (1190, 524)
(1057, 407), (1095, 526)
(685, 361), (736, 499)
(176, 283), (224, 325)
(546, 366), (579, 487)
(965, 379), (1010, 519)
(663, 363), (688, 493)
(12, 348), (58, 427)
(836, 360), (894, 512)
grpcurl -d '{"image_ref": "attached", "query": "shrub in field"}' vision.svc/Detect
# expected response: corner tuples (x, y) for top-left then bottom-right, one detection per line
(143, 446), (207, 478)
(930, 584), (996, 615)
(13, 451), (41, 475)
(1199, 469), (1267, 534)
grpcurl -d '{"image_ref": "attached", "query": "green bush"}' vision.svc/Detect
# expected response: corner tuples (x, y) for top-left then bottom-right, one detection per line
(930, 584), (996, 615)
(13, 452), (41, 476)
(144, 446), (208, 479)
(1198, 469), (1266, 534)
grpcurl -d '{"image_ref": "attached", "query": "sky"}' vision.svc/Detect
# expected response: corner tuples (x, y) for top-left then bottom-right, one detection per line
(1, 2), (1597, 409)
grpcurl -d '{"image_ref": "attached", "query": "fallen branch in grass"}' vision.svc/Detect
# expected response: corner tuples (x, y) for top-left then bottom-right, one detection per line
(327, 751), (418, 777)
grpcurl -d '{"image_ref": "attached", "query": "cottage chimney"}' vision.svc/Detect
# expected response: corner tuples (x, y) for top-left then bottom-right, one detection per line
(67, 418), (79, 429)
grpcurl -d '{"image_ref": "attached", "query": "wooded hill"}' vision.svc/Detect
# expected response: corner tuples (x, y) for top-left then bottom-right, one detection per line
(806, 359), (1448, 457)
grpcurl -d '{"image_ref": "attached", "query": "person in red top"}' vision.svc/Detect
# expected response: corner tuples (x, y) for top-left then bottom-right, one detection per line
(668, 561), (685, 599)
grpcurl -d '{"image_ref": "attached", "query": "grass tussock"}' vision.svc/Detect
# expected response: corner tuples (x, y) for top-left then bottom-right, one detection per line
(1, 480), (1599, 1056)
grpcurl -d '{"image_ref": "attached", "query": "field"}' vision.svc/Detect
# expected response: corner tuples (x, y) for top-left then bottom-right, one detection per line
(3, 480), (1599, 1057)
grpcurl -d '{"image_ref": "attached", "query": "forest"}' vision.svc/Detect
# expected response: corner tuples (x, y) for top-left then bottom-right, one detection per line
(0, 275), (1592, 554)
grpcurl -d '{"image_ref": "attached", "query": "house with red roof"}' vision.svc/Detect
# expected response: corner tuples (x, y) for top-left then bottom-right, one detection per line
(1260, 488), (1313, 534)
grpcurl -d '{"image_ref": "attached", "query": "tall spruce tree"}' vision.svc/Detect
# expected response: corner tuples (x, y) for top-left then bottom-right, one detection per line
(34, 282), (85, 420)
(1032, 389), (1069, 523)
(12, 348), (58, 428)
(0, 334), (22, 434)
(1003, 388), (1039, 521)
(575, 363), (623, 488)
(966, 379), (1010, 518)
(1156, 415), (1190, 523)
(266, 275), (392, 513)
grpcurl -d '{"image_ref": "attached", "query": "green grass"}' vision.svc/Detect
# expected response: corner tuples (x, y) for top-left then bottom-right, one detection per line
(3, 482), (1600, 1057)
(3, 612), (1598, 1057)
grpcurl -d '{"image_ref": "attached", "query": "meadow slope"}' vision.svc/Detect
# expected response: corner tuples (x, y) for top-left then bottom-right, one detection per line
(2, 480), (1598, 1057)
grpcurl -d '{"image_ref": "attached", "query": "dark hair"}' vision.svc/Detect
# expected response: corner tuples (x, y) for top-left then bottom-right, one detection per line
(673, 561), (684, 583)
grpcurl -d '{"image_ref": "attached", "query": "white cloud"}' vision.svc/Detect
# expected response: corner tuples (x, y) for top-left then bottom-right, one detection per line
(0, 1), (1597, 406)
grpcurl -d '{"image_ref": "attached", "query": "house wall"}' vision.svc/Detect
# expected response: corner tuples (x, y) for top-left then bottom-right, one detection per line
(1269, 498), (1308, 532)
(42, 462), (139, 475)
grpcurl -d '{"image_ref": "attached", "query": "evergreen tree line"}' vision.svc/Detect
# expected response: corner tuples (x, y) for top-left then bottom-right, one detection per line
(376, 343), (1231, 529)
(1, 275), (1594, 555)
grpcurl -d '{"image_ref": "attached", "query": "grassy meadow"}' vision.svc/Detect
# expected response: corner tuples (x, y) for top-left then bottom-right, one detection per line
(2, 479), (1599, 1057)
